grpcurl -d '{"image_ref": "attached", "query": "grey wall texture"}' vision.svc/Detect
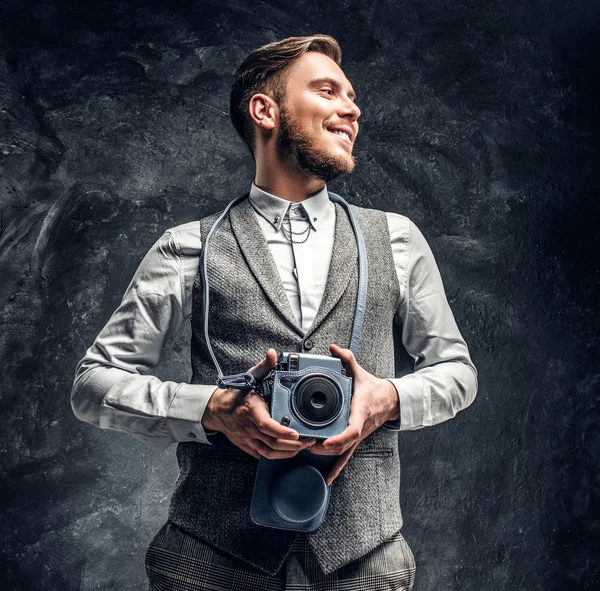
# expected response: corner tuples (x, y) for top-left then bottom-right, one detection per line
(1, 0), (598, 589)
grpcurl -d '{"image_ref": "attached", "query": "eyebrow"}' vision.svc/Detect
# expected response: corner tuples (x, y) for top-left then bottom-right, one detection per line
(310, 77), (357, 101)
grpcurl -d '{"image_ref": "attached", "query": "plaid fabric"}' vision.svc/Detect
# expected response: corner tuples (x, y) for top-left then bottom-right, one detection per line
(146, 522), (415, 591)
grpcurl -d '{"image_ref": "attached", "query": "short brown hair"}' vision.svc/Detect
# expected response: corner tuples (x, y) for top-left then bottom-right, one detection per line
(230, 35), (342, 154)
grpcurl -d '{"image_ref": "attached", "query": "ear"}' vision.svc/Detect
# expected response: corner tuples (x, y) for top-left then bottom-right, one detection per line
(248, 93), (279, 131)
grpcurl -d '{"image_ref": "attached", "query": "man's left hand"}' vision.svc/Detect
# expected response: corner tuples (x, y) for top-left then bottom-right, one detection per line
(310, 343), (399, 485)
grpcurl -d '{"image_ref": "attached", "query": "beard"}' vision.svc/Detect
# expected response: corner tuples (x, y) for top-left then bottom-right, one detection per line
(277, 107), (356, 183)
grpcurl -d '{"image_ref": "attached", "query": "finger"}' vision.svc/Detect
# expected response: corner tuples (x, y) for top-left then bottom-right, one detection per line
(254, 439), (308, 460)
(309, 435), (354, 456)
(326, 444), (357, 485)
(252, 431), (315, 452)
(248, 348), (278, 381)
(329, 344), (361, 376)
(244, 395), (300, 440)
(272, 437), (315, 451)
(321, 390), (368, 451)
(308, 441), (330, 455)
(321, 422), (362, 454)
(252, 412), (301, 440)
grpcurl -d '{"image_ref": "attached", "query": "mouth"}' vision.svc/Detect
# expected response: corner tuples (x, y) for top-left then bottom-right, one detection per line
(327, 126), (353, 145)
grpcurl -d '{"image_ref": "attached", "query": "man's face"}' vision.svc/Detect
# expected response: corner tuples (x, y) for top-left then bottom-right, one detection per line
(276, 51), (361, 183)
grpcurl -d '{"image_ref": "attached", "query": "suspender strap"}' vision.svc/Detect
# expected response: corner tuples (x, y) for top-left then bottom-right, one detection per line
(200, 192), (368, 390)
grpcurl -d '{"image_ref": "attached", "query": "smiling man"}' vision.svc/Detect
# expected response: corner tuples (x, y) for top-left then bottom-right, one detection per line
(72, 35), (478, 591)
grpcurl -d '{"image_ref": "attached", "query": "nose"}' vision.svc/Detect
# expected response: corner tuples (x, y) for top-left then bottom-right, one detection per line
(339, 95), (361, 122)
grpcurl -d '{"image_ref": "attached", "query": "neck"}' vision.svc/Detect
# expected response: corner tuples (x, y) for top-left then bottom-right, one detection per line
(254, 151), (325, 202)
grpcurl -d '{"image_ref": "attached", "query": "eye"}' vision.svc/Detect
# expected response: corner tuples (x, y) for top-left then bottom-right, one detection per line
(320, 87), (334, 96)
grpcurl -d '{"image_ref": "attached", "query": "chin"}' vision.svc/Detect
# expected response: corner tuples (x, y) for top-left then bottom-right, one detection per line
(277, 114), (356, 181)
(334, 151), (356, 172)
(301, 151), (356, 183)
(325, 149), (356, 174)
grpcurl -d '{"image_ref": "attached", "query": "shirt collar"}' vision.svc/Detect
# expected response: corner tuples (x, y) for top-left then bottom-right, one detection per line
(248, 183), (330, 232)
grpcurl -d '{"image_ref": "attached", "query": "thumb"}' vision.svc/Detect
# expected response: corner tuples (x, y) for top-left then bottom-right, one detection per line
(329, 343), (360, 375)
(249, 348), (278, 380)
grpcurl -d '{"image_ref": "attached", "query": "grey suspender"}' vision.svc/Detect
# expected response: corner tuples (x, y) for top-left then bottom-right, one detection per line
(200, 192), (368, 389)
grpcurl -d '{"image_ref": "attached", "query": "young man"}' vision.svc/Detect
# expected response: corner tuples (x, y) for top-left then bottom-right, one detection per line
(72, 35), (478, 591)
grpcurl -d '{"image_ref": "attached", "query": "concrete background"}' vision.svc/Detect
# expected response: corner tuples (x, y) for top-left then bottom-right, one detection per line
(0, 0), (598, 589)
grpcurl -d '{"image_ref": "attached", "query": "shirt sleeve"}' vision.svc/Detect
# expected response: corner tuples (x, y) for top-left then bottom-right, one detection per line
(70, 223), (217, 447)
(384, 213), (478, 431)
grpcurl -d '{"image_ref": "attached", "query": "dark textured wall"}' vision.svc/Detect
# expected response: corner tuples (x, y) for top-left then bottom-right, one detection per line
(1, 1), (598, 589)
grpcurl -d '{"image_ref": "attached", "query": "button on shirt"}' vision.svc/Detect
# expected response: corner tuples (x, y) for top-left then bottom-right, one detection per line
(71, 184), (478, 447)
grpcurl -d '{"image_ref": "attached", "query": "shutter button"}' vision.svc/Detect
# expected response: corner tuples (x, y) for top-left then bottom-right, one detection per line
(303, 339), (314, 351)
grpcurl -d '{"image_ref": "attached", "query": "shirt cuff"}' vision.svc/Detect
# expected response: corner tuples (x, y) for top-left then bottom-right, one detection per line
(166, 383), (218, 444)
(387, 375), (425, 431)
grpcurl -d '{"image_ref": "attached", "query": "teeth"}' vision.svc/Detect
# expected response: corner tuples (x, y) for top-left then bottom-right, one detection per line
(331, 130), (350, 141)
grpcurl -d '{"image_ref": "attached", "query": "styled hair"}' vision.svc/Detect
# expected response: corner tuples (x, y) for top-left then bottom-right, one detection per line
(230, 35), (342, 154)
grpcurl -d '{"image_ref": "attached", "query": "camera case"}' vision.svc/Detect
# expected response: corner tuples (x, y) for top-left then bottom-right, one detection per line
(251, 352), (353, 532)
(260, 352), (352, 439)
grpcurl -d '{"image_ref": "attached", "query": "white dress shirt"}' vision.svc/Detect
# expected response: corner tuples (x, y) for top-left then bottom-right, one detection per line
(71, 184), (478, 447)
(249, 183), (335, 331)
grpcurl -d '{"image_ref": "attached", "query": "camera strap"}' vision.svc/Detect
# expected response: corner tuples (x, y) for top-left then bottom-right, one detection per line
(328, 192), (368, 355)
(200, 191), (368, 391)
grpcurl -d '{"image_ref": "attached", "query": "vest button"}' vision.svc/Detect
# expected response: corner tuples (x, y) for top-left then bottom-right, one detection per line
(303, 339), (314, 350)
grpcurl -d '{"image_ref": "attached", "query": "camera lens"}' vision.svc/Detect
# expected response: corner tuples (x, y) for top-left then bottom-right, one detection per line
(311, 391), (326, 408)
(291, 374), (343, 428)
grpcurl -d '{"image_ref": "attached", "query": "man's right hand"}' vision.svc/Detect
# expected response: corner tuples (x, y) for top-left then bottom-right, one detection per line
(201, 348), (315, 459)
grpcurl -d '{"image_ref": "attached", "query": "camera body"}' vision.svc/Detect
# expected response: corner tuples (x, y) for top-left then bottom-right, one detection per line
(260, 352), (353, 440)
(251, 352), (353, 532)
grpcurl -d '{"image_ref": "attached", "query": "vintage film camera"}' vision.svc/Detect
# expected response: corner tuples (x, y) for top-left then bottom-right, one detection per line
(258, 352), (352, 437)
(251, 351), (353, 531)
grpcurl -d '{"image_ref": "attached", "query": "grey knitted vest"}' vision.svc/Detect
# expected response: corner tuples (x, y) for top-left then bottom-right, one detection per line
(168, 196), (403, 576)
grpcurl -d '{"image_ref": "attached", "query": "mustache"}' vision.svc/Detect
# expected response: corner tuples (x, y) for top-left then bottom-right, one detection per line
(324, 120), (358, 133)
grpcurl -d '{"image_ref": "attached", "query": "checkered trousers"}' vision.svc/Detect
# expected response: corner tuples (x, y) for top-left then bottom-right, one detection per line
(145, 521), (415, 591)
